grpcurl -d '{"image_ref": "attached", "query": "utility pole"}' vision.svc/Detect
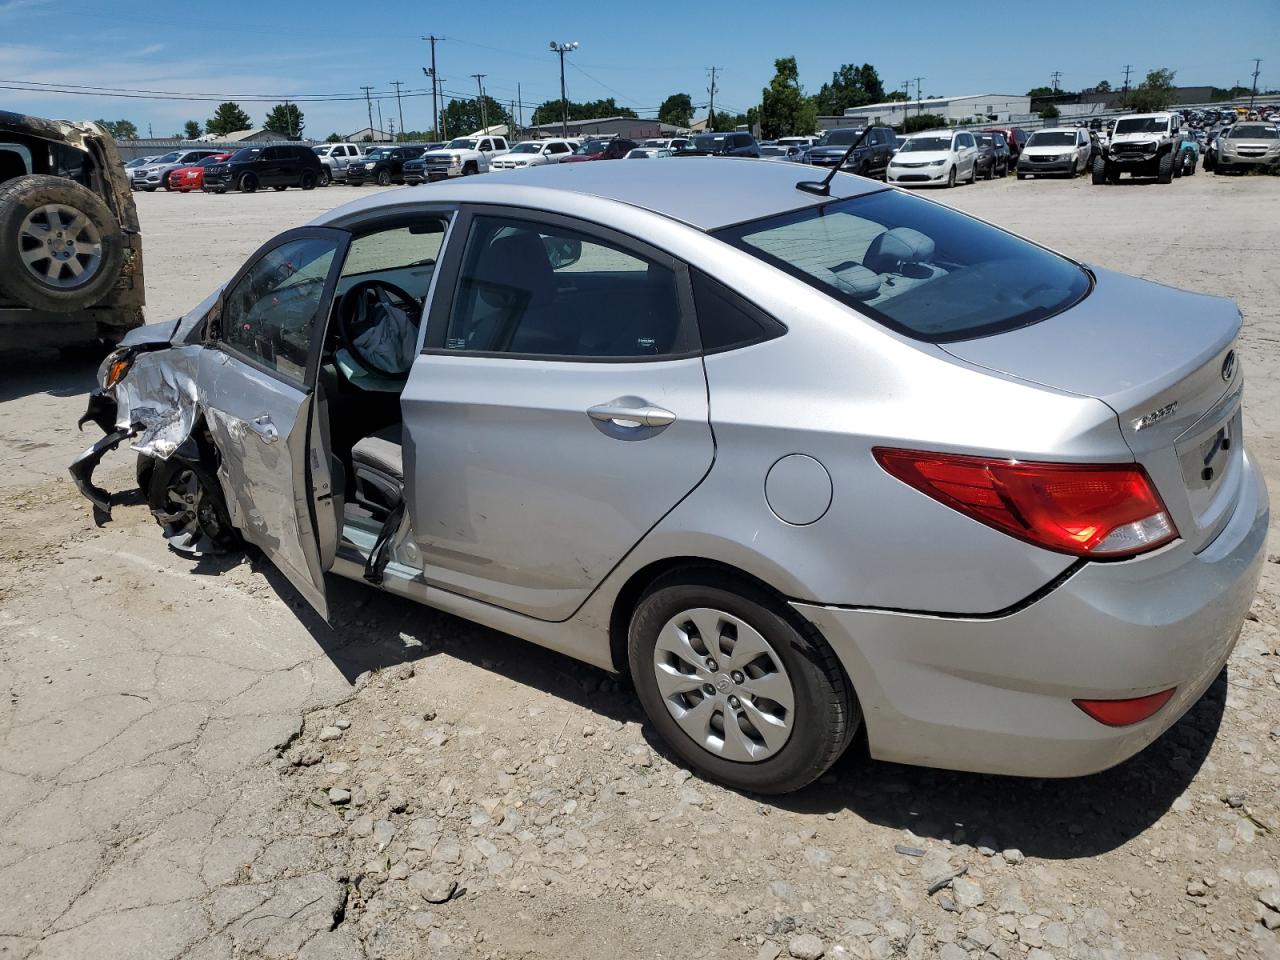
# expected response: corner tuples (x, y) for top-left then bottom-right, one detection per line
(517, 83), (524, 137)
(361, 86), (374, 139)
(707, 66), (720, 129)
(421, 36), (443, 139)
(1121, 64), (1133, 104)
(1249, 58), (1262, 109)
(1051, 71), (1062, 93)
(471, 74), (488, 132)
(912, 77), (924, 115)
(390, 81), (405, 140)
(389, 118), (396, 141)
(376, 100), (384, 140)
(550, 41), (579, 138)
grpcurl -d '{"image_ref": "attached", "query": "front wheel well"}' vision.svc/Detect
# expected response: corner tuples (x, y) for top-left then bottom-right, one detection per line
(607, 557), (800, 676)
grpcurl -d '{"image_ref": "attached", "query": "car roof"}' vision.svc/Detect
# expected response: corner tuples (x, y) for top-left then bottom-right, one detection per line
(315, 157), (884, 232)
(1030, 127), (1080, 134)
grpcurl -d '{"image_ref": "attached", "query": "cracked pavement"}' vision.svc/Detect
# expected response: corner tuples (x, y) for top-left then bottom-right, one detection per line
(2, 178), (1279, 960)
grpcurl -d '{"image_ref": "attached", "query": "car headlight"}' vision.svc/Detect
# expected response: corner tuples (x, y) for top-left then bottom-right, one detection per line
(98, 350), (134, 389)
(929, 159), (946, 166)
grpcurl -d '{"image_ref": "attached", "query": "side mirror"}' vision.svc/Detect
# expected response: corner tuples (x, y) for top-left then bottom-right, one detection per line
(543, 236), (582, 270)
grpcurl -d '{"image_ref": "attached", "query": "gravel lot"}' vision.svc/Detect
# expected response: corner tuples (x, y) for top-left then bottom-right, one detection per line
(1, 173), (1278, 960)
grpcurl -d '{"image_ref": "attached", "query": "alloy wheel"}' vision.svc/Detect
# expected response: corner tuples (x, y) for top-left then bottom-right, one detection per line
(17, 203), (103, 290)
(651, 607), (795, 762)
(152, 467), (231, 555)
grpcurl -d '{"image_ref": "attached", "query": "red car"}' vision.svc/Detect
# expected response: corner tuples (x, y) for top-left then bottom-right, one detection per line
(167, 153), (232, 192)
(981, 127), (1030, 159)
(559, 138), (637, 163)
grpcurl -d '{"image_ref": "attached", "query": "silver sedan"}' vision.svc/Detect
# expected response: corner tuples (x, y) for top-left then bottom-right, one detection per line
(72, 159), (1268, 793)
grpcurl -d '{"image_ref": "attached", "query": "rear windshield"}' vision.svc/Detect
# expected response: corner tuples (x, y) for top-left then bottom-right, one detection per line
(715, 190), (1091, 343)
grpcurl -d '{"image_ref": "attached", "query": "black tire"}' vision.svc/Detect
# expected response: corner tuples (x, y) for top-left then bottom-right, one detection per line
(0, 174), (125, 313)
(136, 453), (155, 494)
(1091, 155), (1108, 185)
(1204, 154), (1215, 172)
(946, 166), (957, 188)
(376, 169), (392, 187)
(238, 173), (258, 194)
(302, 171), (317, 190)
(984, 158), (994, 180)
(1172, 151), (1183, 178)
(318, 168), (332, 187)
(1157, 151), (1174, 183)
(146, 457), (242, 556)
(462, 161), (478, 176)
(628, 569), (859, 794)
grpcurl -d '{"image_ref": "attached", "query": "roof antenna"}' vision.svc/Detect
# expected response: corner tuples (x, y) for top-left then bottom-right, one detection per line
(796, 124), (874, 196)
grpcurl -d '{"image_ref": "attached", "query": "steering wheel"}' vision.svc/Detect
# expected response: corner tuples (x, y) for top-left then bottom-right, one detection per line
(336, 279), (422, 378)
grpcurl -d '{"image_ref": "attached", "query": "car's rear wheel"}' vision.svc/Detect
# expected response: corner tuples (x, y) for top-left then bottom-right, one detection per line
(0, 174), (125, 313)
(1092, 155), (1108, 184)
(628, 570), (859, 794)
(1157, 151), (1175, 183)
(146, 457), (241, 557)
(376, 170), (392, 186)
(238, 173), (258, 193)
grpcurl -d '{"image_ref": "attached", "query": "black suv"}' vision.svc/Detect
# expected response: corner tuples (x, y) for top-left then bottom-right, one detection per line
(806, 126), (896, 178)
(675, 132), (761, 158)
(202, 144), (323, 194)
(346, 146), (425, 186)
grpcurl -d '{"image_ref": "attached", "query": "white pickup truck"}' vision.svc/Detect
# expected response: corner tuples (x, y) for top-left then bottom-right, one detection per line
(419, 135), (509, 179)
(312, 143), (364, 184)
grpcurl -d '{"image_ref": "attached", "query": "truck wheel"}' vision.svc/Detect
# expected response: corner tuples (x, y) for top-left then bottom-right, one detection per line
(1091, 156), (1108, 184)
(0, 174), (125, 314)
(238, 173), (258, 193)
(376, 170), (392, 186)
(318, 168), (331, 187)
(1157, 151), (1174, 183)
(463, 161), (478, 176)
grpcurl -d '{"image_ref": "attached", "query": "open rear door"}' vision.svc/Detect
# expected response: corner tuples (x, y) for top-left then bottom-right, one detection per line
(198, 226), (350, 619)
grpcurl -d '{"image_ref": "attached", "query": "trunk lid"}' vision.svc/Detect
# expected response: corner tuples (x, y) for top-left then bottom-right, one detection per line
(941, 266), (1244, 552)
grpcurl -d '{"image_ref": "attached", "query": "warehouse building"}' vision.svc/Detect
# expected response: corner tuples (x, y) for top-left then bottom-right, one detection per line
(842, 94), (1033, 126)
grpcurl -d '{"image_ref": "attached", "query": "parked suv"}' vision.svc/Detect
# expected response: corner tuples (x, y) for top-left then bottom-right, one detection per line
(1017, 127), (1091, 178)
(1213, 122), (1280, 174)
(805, 126), (896, 178)
(1092, 113), (1181, 184)
(346, 145), (426, 186)
(130, 148), (224, 192)
(561, 138), (639, 162)
(202, 144), (324, 193)
(0, 111), (144, 349)
(312, 143), (364, 184)
(674, 132), (760, 158)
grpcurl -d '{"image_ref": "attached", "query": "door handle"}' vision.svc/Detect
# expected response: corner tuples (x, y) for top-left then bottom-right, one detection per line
(249, 414), (279, 443)
(587, 398), (676, 428)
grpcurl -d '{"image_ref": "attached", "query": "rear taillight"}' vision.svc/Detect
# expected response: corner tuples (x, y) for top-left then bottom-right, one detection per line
(873, 448), (1178, 558)
(1074, 688), (1175, 726)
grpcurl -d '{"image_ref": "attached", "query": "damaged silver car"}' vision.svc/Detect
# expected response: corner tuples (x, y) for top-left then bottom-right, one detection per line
(72, 160), (1267, 794)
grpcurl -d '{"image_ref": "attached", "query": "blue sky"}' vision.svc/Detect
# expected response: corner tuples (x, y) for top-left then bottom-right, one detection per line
(1, 0), (1275, 138)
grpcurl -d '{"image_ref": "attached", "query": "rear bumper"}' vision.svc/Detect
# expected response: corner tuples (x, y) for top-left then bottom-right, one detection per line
(794, 452), (1269, 778)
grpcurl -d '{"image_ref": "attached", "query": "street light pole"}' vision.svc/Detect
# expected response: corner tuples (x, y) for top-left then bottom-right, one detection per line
(549, 41), (579, 138)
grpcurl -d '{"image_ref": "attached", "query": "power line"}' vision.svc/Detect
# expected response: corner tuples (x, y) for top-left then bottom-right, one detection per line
(707, 66), (720, 124)
(360, 86), (374, 136)
(390, 80), (405, 141)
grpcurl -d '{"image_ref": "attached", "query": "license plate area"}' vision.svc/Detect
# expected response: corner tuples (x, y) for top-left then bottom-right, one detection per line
(1174, 389), (1243, 540)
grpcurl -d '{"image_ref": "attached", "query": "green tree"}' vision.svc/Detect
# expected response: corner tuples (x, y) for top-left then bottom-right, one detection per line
(206, 102), (252, 137)
(1093, 80), (1112, 93)
(814, 63), (885, 115)
(325, 132), (343, 143)
(1127, 68), (1177, 111)
(901, 113), (949, 134)
(1026, 86), (1057, 98)
(1039, 104), (1061, 120)
(442, 96), (512, 136)
(95, 119), (138, 140)
(182, 120), (202, 139)
(884, 90), (909, 102)
(528, 97), (637, 127)
(658, 93), (694, 128)
(759, 56), (816, 140)
(264, 103), (304, 137)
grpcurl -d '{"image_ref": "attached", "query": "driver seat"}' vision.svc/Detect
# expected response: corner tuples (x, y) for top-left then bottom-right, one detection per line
(350, 424), (403, 519)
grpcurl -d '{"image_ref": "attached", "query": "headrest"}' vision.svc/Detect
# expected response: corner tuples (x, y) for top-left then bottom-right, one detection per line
(864, 227), (935, 274)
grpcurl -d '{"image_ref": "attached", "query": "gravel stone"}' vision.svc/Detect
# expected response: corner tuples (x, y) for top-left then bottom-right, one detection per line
(789, 934), (825, 960)
(327, 788), (351, 805)
(407, 871), (457, 903)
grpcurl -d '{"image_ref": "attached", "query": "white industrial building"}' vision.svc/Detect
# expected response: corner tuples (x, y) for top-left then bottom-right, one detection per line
(843, 94), (1033, 126)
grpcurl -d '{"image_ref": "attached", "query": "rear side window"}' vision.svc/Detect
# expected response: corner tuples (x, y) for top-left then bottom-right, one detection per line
(691, 269), (786, 353)
(715, 190), (1091, 343)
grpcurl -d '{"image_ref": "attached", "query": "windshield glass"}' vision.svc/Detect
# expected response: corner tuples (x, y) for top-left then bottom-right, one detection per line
(229, 148), (261, 162)
(152, 152), (181, 164)
(692, 134), (726, 151)
(1114, 117), (1168, 134)
(365, 149), (390, 160)
(901, 136), (951, 153)
(716, 190), (1090, 343)
(1027, 131), (1076, 147)
(817, 129), (863, 146)
(975, 134), (995, 147)
(312, 146), (330, 155)
(1229, 124), (1278, 139)
(446, 139), (477, 150)
(575, 141), (607, 155)
(509, 143), (541, 153)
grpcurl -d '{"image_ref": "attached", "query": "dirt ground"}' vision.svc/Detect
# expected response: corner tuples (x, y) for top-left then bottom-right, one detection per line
(1, 173), (1278, 960)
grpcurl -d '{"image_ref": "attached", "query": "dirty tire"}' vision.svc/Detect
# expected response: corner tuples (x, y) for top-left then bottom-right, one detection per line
(463, 162), (478, 176)
(376, 170), (392, 186)
(0, 174), (125, 313)
(628, 569), (859, 795)
(318, 168), (331, 187)
(1091, 156), (1107, 184)
(146, 457), (242, 556)
(1157, 151), (1174, 183)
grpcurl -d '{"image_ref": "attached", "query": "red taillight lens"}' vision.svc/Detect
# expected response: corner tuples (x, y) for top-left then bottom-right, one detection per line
(1074, 688), (1176, 726)
(873, 448), (1178, 558)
